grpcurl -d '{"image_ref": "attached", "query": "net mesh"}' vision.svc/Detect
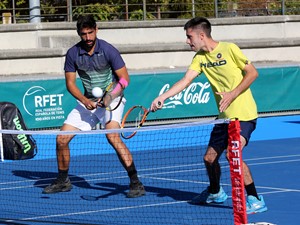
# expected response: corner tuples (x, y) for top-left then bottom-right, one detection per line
(0, 119), (238, 225)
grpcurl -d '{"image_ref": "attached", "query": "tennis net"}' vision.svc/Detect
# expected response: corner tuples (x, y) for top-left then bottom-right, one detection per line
(0, 118), (246, 225)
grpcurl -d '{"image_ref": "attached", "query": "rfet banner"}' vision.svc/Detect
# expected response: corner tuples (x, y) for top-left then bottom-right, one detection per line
(0, 79), (81, 129)
(0, 66), (299, 129)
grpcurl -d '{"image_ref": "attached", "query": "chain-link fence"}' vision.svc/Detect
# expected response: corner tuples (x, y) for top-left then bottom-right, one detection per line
(1, 0), (300, 24)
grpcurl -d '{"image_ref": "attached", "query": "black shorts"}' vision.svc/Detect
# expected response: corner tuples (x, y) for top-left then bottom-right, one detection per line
(208, 119), (257, 154)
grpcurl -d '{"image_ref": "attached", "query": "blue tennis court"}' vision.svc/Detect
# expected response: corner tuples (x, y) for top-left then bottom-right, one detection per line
(0, 115), (299, 225)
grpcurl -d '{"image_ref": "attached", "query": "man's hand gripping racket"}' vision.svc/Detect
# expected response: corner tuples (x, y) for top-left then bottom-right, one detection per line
(121, 101), (162, 139)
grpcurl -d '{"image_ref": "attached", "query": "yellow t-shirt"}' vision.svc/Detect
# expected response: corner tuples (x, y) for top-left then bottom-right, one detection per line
(189, 42), (257, 121)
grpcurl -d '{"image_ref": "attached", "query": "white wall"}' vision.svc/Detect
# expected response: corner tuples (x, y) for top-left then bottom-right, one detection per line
(0, 15), (300, 77)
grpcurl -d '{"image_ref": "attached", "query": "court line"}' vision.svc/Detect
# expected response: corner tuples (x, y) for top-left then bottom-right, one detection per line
(1, 154), (299, 186)
(1, 155), (299, 191)
(1, 155), (300, 185)
(244, 154), (300, 161)
(143, 176), (300, 192)
(246, 158), (300, 166)
(7, 187), (298, 223)
(5, 200), (191, 223)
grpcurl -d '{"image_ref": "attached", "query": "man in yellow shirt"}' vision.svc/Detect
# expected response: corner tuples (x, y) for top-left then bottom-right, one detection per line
(151, 17), (267, 214)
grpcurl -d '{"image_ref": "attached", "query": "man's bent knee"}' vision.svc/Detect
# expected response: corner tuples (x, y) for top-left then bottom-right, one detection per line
(204, 146), (218, 163)
(56, 135), (73, 149)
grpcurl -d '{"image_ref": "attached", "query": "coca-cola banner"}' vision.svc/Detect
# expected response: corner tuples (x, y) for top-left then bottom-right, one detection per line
(126, 71), (218, 121)
(0, 65), (299, 129)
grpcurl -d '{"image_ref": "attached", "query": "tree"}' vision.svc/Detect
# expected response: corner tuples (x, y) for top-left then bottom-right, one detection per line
(73, 3), (121, 21)
(1, 0), (299, 23)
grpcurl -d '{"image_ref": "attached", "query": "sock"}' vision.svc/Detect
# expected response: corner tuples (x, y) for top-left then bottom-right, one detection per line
(57, 169), (69, 182)
(245, 182), (259, 199)
(127, 163), (139, 183)
(205, 161), (221, 194)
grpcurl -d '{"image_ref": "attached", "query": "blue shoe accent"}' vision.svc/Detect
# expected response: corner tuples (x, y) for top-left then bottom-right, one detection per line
(246, 195), (268, 214)
(192, 186), (228, 204)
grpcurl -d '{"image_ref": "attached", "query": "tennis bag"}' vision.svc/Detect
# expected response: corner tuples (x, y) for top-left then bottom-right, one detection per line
(0, 102), (37, 160)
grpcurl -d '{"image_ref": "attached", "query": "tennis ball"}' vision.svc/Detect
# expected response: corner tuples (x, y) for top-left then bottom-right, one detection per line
(92, 87), (103, 98)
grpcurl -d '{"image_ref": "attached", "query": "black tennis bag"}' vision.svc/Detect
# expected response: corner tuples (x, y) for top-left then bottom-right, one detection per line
(0, 102), (37, 160)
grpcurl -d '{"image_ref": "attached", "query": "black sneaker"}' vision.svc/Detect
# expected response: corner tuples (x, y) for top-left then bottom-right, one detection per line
(43, 177), (72, 194)
(127, 181), (146, 198)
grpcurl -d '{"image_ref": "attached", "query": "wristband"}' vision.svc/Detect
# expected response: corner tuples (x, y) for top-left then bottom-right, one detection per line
(112, 78), (128, 94)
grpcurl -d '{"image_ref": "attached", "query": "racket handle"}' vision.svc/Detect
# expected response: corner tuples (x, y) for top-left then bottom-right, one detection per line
(149, 101), (162, 112)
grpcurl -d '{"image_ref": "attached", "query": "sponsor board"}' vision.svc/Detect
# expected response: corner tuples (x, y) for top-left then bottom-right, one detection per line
(0, 66), (299, 129)
(0, 79), (79, 129)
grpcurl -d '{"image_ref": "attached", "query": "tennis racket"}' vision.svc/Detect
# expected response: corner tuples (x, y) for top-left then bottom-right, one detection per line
(121, 102), (161, 139)
(97, 81), (124, 111)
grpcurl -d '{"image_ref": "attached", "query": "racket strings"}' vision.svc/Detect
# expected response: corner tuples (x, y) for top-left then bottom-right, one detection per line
(99, 82), (124, 111)
(121, 106), (148, 139)
(128, 108), (146, 127)
(135, 108), (146, 127)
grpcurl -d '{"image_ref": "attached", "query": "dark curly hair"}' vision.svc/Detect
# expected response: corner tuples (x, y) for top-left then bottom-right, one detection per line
(76, 15), (97, 35)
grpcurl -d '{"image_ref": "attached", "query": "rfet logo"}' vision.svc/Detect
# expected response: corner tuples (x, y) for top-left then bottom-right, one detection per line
(22, 86), (64, 116)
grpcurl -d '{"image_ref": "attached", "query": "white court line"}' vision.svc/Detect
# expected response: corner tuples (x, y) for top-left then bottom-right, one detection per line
(0, 158), (299, 194)
(9, 186), (299, 222)
(0, 155), (300, 190)
(1, 155), (299, 187)
(4, 200), (189, 222)
(247, 158), (300, 166)
(143, 176), (300, 193)
(7, 188), (291, 223)
(0, 170), (131, 185)
(244, 154), (300, 161)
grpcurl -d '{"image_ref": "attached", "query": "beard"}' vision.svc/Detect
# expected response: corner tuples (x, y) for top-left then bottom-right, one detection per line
(82, 39), (96, 51)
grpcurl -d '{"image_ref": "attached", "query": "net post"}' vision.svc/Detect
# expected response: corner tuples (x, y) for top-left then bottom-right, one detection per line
(0, 115), (3, 161)
(0, 133), (3, 161)
(228, 119), (247, 225)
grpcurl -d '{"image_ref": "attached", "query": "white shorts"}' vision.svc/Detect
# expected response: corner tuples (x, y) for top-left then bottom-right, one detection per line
(64, 97), (126, 131)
